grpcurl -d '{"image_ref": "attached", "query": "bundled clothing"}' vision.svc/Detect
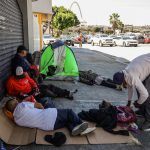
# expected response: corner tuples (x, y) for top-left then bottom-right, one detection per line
(78, 101), (136, 135)
(79, 70), (117, 89)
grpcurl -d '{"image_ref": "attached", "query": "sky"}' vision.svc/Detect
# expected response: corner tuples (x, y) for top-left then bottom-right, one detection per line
(52, 0), (150, 26)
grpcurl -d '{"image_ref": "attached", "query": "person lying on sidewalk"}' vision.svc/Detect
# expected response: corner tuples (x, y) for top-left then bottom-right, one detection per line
(5, 99), (96, 136)
(79, 70), (123, 90)
(6, 66), (77, 102)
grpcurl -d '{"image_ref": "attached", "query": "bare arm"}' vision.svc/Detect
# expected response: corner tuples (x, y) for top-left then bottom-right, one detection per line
(34, 102), (44, 109)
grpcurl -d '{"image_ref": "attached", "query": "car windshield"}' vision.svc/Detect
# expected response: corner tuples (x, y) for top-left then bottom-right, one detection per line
(43, 35), (52, 39)
(114, 37), (121, 39)
(101, 35), (108, 37)
(123, 37), (131, 40)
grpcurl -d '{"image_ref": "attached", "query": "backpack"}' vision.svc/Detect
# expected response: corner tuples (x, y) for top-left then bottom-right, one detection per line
(116, 106), (137, 123)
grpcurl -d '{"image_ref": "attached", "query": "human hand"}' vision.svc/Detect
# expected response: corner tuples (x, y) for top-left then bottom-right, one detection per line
(126, 101), (131, 107)
(34, 102), (44, 109)
(133, 100), (141, 108)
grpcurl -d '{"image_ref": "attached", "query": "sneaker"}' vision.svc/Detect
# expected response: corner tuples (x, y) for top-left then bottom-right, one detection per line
(72, 122), (88, 136)
(80, 127), (96, 135)
(141, 121), (150, 131)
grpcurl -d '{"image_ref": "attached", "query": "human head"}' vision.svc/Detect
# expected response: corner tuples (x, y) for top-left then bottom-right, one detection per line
(15, 66), (25, 79)
(5, 98), (19, 113)
(17, 45), (28, 57)
(113, 71), (125, 86)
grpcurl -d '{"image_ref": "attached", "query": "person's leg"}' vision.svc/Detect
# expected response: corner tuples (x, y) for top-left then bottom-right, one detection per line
(46, 84), (77, 100)
(54, 109), (95, 135)
(39, 84), (57, 98)
(54, 109), (82, 132)
(46, 84), (70, 97)
(100, 80), (117, 89)
(139, 75), (150, 130)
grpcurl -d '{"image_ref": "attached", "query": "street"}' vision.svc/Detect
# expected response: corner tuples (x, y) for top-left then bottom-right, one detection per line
(77, 44), (150, 61)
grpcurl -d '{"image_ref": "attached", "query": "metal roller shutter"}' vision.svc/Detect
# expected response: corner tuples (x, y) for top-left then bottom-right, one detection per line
(0, 0), (23, 100)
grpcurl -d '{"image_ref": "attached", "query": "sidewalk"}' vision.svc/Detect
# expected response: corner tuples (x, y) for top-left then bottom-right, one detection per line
(5, 47), (150, 150)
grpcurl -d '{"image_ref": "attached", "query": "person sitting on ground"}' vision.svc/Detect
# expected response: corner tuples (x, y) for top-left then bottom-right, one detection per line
(12, 45), (31, 74)
(26, 53), (41, 83)
(113, 53), (150, 131)
(79, 70), (122, 90)
(5, 99), (96, 136)
(6, 66), (77, 101)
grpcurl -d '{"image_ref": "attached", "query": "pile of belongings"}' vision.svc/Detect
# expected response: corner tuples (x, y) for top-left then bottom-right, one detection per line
(78, 100), (137, 136)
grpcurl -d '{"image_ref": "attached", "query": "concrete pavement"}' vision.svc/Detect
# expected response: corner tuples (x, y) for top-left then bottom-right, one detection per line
(5, 46), (150, 150)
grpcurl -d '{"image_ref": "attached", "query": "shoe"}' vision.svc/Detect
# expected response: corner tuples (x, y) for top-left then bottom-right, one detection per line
(67, 89), (78, 100)
(72, 122), (88, 136)
(80, 127), (96, 135)
(141, 121), (150, 131)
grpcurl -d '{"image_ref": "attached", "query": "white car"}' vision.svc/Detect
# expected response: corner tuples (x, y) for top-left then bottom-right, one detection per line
(113, 36), (138, 47)
(91, 34), (113, 47)
(43, 34), (56, 45)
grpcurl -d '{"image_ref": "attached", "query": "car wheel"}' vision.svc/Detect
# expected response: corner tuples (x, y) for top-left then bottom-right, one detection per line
(134, 45), (138, 47)
(99, 41), (103, 47)
(110, 44), (113, 47)
(72, 43), (74, 46)
(91, 41), (94, 46)
(123, 42), (126, 47)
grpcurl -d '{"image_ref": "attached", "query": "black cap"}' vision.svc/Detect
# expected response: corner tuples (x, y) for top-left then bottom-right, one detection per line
(113, 71), (124, 85)
(44, 132), (66, 147)
(17, 45), (28, 53)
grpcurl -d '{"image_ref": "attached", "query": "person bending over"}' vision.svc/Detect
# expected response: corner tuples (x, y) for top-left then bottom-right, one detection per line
(113, 53), (150, 131)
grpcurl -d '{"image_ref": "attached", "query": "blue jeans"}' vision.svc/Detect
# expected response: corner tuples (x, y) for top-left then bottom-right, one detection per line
(54, 109), (82, 132)
(36, 97), (55, 109)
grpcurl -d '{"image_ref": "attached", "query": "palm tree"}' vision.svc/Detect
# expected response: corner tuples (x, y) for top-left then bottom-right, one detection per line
(109, 13), (120, 34)
(118, 21), (124, 33)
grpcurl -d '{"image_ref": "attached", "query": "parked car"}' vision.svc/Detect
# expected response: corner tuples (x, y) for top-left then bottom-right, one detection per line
(112, 36), (122, 46)
(85, 35), (93, 44)
(60, 36), (74, 46)
(144, 37), (150, 43)
(113, 36), (138, 47)
(91, 34), (113, 47)
(133, 35), (145, 44)
(43, 34), (56, 45)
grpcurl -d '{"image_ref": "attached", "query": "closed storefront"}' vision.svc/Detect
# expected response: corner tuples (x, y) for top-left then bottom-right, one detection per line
(0, 0), (23, 100)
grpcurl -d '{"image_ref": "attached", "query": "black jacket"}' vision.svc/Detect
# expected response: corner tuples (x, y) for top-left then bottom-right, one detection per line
(78, 103), (129, 136)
